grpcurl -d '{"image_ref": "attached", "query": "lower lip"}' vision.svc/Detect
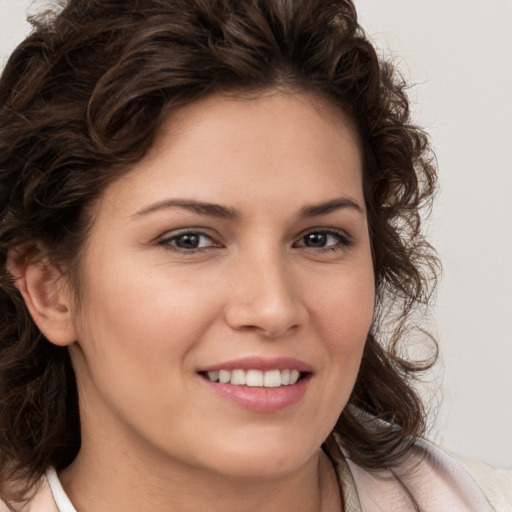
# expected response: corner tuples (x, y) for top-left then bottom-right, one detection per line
(200, 374), (311, 412)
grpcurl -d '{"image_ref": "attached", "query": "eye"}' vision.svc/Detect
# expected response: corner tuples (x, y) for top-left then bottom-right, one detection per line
(158, 230), (219, 251)
(294, 229), (352, 250)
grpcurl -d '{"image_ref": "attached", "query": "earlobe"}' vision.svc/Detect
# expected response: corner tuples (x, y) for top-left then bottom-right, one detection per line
(8, 249), (77, 347)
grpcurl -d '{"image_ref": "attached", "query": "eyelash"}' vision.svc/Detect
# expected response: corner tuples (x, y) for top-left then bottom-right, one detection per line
(157, 228), (353, 254)
(294, 229), (353, 252)
(158, 230), (219, 253)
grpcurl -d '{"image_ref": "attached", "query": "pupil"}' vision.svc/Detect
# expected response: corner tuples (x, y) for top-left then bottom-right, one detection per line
(176, 233), (199, 249)
(305, 232), (326, 247)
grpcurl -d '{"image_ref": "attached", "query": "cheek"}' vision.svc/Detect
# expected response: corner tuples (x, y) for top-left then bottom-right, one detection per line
(78, 261), (221, 353)
(291, 269), (374, 441)
(309, 265), (375, 340)
(69, 268), (223, 430)
(69, 264), (232, 423)
(306, 265), (375, 392)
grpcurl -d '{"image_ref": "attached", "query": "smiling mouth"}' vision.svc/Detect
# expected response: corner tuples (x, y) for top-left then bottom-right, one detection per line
(199, 369), (306, 388)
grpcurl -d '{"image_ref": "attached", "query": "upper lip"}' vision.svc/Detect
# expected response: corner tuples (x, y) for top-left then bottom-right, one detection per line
(198, 356), (313, 373)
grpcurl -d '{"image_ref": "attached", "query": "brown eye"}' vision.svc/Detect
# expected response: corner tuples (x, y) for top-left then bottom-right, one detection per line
(295, 229), (351, 250)
(159, 231), (217, 251)
(303, 232), (328, 247)
(174, 233), (202, 249)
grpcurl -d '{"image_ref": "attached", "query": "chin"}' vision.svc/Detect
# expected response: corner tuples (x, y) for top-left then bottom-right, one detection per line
(196, 434), (321, 480)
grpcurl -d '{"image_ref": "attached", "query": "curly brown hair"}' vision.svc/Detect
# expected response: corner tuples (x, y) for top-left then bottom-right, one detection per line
(0, 0), (438, 505)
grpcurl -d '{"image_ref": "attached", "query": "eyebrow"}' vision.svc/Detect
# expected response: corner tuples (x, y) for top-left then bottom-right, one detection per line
(134, 199), (239, 219)
(133, 196), (363, 220)
(300, 197), (364, 217)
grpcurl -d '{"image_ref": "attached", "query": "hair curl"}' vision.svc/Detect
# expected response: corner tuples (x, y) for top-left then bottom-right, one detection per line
(0, 0), (439, 505)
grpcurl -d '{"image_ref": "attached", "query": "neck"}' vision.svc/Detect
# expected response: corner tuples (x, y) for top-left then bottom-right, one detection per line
(59, 436), (341, 512)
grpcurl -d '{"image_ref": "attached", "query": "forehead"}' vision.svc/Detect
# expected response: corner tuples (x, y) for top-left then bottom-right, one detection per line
(154, 90), (362, 168)
(93, 91), (364, 219)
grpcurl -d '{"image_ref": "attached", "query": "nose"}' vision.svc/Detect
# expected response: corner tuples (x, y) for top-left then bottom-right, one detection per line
(223, 251), (308, 339)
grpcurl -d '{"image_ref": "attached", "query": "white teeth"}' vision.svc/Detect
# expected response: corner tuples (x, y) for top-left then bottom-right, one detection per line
(246, 369), (263, 387)
(263, 369), (282, 388)
(218, 370), (231, 384)
(207, 371), (219, 382)
(231, 369), (246, 385)
(204, 368), (304, 387)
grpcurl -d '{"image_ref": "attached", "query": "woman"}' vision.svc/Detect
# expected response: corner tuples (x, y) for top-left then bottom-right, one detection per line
(0, 0), (509, 511)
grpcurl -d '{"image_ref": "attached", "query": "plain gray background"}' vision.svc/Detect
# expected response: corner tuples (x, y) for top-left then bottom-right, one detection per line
(1, 0), (511, 468)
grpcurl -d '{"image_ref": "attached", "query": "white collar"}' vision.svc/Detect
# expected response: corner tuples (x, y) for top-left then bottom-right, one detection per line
(46, 468), (77, 512)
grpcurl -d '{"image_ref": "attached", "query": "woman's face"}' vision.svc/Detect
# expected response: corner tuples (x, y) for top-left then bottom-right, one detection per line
(68, 91), (375, 478)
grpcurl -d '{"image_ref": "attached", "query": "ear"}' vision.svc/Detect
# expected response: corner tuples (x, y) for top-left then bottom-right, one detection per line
(8, 248), (77, 347)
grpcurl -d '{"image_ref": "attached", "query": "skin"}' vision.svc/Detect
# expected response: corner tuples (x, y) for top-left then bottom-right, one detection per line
(18, 91), (375, 511)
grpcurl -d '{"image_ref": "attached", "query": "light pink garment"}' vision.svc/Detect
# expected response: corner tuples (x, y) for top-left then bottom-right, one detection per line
(342, 438), (502, 511)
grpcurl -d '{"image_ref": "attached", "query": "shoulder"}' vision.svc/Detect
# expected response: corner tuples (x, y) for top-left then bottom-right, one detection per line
(448, 448), (512, 512)
(331, 434), (512, 512)
(409, 438), (512, 511)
